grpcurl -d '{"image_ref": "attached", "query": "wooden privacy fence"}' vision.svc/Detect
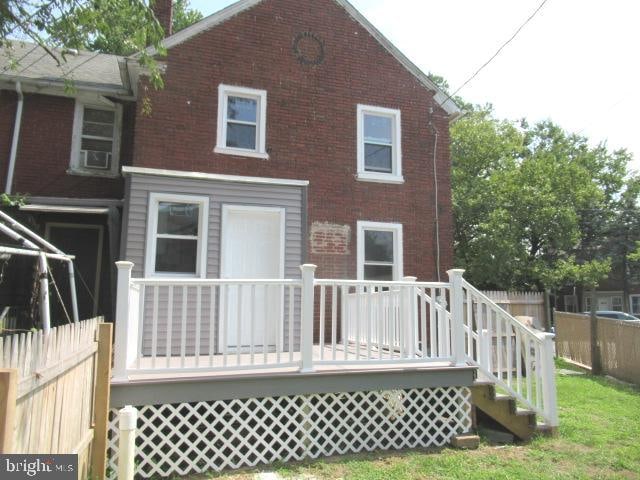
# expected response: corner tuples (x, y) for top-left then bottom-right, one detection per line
(482, 291), (548, 330)
(0, 318), (112, 480)
(555, 311), (640, 385)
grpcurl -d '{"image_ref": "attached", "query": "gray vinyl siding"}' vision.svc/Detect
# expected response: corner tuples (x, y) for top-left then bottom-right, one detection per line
(122, 173), (304, 356)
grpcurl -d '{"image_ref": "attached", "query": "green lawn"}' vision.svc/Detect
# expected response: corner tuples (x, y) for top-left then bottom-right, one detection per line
(192, 360), (640, 479)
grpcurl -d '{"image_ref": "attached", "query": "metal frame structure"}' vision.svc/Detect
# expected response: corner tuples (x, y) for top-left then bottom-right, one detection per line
(0, 210), (79, 331)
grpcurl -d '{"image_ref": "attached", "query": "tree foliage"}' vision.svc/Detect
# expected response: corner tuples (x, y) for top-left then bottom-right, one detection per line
(451, 105), (632, 291)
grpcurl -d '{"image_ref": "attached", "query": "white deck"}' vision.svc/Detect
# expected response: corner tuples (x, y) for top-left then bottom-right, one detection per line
(120, 344), (456, 383)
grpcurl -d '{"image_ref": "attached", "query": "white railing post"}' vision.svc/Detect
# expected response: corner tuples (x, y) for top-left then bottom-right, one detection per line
(300, 264), (317, 372)
(539, 332), (559, 427)
(113, 261), (135, 381)
(118, 405), (138, 480)
(447, 269), (467, 366)
(479, 328), (491, 377)
(401, 276), (417, 358)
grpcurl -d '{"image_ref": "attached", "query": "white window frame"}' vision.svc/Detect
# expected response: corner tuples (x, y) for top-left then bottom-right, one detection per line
(356, 104), (403, 184)
(357, 221), (403, 281)
(70, 100), (122, 177)
(215, 84), (268, 159)
(630, 295), (640, 315)
(144, 193), (209, 278)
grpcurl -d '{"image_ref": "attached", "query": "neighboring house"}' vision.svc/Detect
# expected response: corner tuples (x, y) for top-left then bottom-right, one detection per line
(559, 263), (640, 316)
(1, 1), (559, 477)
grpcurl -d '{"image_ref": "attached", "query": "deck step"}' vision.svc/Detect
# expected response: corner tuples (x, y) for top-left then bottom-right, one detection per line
(471, 382), (537, 441)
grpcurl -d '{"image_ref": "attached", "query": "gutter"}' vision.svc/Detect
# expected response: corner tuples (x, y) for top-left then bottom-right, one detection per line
(4, 81), (23, 194)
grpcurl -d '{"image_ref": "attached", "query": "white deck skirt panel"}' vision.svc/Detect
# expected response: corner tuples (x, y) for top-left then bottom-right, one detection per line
(20, 204), (110, 215)
(107, 385), (472, 478)
(122, 166), (309, 187)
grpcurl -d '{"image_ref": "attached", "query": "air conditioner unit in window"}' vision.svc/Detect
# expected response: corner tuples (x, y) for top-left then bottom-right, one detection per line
(81, 150), (111, 170)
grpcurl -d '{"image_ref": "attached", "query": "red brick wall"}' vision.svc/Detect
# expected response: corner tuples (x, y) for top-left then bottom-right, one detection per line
(132, 0), (454, 281)
(0, 92), (133, 199)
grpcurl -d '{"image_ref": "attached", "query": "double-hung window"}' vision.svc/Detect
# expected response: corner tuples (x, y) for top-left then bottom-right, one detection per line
(357, 105), (402, 183)
(215, 84), (268, 159)
(630, 295), (640, 316)
(357, 221), (403, 281)
(145, 194), (209, 277)
(70, 101), (122, 176)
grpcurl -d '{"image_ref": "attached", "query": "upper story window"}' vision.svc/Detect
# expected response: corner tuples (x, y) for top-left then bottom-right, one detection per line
(357, 105), (403, 184)
(70, 101), (122, 177)
(215, 84), (268, 160)
(144, 193), (209, 277)
(357, 221), (403, 281)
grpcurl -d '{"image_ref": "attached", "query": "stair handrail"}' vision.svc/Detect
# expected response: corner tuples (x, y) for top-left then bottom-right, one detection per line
(461, 279), (558, 428)
(462, 280), (544, 341)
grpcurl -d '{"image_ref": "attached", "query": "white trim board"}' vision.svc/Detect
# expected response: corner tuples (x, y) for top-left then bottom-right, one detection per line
(122, 166), (309, 187)
(20, 205), (109, 215)
(140, 0), (460, 117)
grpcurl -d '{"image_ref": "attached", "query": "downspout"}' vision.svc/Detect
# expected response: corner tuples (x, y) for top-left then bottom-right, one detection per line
(4, 81), (24, 194)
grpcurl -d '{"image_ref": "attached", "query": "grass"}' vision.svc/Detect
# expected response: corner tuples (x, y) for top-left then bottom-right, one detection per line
(185, 359), (640, 479)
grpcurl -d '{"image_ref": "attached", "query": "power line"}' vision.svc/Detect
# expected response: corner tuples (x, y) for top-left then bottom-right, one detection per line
(443, 0), (550, 107)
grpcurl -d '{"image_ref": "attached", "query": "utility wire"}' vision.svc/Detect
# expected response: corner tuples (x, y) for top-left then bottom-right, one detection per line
(442, 0), (550, 108)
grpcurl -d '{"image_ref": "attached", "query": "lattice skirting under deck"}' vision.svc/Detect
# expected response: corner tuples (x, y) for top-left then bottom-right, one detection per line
(107, 386), (472, 479)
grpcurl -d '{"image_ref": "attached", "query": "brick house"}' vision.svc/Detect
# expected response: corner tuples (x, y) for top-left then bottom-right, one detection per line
(1, 1), (560, 476)
(1, 0), (460, 322)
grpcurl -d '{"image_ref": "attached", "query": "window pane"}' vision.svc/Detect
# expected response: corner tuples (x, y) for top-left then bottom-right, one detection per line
(226, 123), (257, 150)
(364, 114), (392, 143)
(227, 96), (257, 122)
(83, 121), (114, 138)
(364, 143), (392, 172)
(157, 202), (199, 236)
(84, 108), (115, 123)
(632, 297), (640, 314)
(364, 265), (393, 281)
(155, 238), (198, 274)
(364, 230), (394, 262)
(81, 138), (113, 152)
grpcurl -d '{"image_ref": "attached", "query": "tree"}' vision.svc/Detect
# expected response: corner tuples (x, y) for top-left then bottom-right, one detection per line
(451, 108), (628, 291)
(48, 0), (202, 56)
(0, 1), (201, 90)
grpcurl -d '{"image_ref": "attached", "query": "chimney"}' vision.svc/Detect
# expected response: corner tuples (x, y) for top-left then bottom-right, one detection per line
(152, 0), (173, 37)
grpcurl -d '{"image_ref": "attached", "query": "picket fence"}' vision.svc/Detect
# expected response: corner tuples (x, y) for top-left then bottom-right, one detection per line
(0, 318), (112, 480)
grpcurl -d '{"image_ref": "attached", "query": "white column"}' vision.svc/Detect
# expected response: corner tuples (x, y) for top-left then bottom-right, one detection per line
(299, 264), (317, 373)
(38, 252), (51, 334)
(113, 261), (134, 381)
(118, 405), (138, 480)
(447, 269), (467, 367)
(539, 332), (559, 427)
(401, 276), (417, 358)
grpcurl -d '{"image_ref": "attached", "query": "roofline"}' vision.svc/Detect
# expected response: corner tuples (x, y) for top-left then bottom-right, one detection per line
(0, 74), (133, 98)
(122, 166), (310, 187)
(143, 0), (461, 117)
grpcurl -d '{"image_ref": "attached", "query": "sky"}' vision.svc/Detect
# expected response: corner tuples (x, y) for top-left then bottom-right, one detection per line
(190, 0), (640, 170)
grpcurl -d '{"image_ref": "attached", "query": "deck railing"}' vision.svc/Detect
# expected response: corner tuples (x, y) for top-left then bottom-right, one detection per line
(461, 281), (558, 427)
(112, 262), (557, 427)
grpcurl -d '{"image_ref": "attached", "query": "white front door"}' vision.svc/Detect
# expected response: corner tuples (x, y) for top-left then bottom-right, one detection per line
(598, 297), (611, 311)
(220, 205), (285, 350)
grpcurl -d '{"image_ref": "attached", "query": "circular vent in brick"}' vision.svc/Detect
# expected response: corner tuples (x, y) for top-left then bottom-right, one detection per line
(292, 32), (325, 65)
